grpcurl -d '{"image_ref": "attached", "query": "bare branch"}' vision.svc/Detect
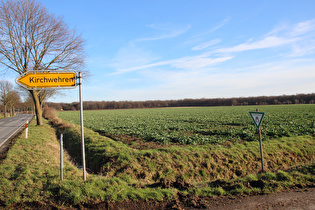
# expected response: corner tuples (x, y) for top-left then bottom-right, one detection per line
(0, 0), (85, 73)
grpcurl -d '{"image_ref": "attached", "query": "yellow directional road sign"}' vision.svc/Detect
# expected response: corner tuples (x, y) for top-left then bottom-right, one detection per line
(16, 71), (76, 89)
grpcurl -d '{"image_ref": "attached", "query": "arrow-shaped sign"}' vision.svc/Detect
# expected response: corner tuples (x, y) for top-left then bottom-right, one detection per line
(16, 71), (77, 89)
(249, 111), (265, 129)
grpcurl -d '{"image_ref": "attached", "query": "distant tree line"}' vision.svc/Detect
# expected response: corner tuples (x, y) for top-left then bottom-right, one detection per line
(44, 93), (315, 111)
(0, 80), (41, 117)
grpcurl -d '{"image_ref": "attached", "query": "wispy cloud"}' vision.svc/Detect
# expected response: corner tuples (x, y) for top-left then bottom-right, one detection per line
(179, 17), (230, 48)
(171, 55), (232, 69)
(112, 18), (315, 76)
(210, 17), (231, 33)
(289, 19), (315, 36)
(265, 19), (315, 37)
(192, 39), (221, 51)
(289, 40), (315, 57)
(134, 23), (191, 42)
(197, 17), (231, 36)
(216, 36), (298, 53)
(213, 19), (315, 56)
(109, 43), (160, 72)
(113, 54), (232, 74)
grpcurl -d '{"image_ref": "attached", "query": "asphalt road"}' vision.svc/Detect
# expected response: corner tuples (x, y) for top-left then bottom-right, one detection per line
(0, 114), (34, 148)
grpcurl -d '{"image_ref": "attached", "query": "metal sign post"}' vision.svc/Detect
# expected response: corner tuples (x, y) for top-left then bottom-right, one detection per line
(16, 70), (86, 181)
(249, 109), (265, 172)
(60, 134), (64, 181)
(258, 124), (264, 172)
(78, 72), (86, 181)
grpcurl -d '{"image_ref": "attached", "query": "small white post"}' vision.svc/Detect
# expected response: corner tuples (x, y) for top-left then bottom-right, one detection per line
(60, 134), (64, 181)
(25, 120), (29, 139)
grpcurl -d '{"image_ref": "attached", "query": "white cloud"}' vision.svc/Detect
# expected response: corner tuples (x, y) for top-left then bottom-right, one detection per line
(289, 40), (315, 57)
(109, 43), (160, 73)
(135, 24), (191, 42)
(196, 17), (231, 37)
(264, 23), (289, 37)
(265, 19), (315, 38)
(192, 39), (221, 51)
(110, 18), (315, 96)
(112, 60), (171, 74)
(216, 36), (298, 53)
(290, 19), (315, 36)
(114, 54), (232, 74)
(171, 56), (232, 69)
(211, 19), (315, 57)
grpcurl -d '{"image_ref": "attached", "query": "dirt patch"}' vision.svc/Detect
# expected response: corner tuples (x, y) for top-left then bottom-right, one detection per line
(4, 186), (315, 209)
(90, 187), (315, 210)
(208, 187), (315, 210)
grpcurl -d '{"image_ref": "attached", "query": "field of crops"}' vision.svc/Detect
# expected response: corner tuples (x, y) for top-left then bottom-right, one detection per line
(58, 105), (315, 145)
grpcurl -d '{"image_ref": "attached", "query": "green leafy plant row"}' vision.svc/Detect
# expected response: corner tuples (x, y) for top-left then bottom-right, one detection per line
(58, 105), (315, 145)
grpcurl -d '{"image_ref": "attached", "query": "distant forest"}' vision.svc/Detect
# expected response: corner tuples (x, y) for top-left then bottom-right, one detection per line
(44, 93), (315, 111)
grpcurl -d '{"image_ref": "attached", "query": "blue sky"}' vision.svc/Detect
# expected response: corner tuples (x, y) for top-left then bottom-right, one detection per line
(7, 1), (315, 102)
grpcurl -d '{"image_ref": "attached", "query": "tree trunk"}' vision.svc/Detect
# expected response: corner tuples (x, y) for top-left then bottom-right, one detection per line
(4, 105), (7, 117)
(30, 90), (43, 125)
(10, 106), (14, 116)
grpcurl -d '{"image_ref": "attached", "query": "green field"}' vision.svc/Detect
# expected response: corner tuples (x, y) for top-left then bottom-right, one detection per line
(58, 105), (315, 145)
(55, 104), (315, 182)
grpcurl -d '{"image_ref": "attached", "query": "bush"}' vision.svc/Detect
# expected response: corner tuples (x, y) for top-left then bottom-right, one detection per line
(42, 108), (62, 124)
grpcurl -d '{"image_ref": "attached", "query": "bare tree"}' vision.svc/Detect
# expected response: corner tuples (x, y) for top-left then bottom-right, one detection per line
(0, 80), (12, 117)
(0, 0), (85, 125)
(22, 94), (35, 113)
(8, 90), (20, 116)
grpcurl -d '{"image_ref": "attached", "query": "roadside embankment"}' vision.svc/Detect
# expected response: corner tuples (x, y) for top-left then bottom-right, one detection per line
(0, 120), (82, 208)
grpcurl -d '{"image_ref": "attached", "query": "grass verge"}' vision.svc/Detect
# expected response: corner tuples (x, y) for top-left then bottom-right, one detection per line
(0, 120), (174, 208)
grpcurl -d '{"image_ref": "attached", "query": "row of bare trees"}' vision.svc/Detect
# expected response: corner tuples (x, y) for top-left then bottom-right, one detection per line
(44, 93), (315, 111)
(0, 80), (20, 117)
(0, 80), (37, 117)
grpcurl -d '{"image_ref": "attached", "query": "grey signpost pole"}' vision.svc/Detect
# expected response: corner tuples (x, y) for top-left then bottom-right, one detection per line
(16, 70), (84, 180)
(60, 134), (64, 181)
(78, 72), (86, 181)
(257, 109), (264, 172)
(249, 109), (265, 172)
